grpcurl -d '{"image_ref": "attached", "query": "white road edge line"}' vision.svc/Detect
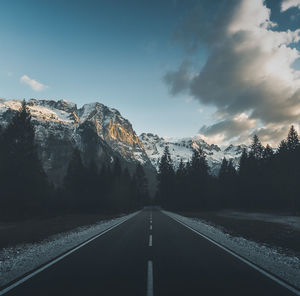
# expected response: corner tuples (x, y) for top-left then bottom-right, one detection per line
(0, 211), (140, 296)
(147, 260), (154, 296)
(149, 234), (153, 247)
(150, 225), (152, 230)
(164, 211), (300, 296)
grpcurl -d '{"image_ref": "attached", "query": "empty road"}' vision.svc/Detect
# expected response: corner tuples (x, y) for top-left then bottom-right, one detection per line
(1, 208), (299, 296)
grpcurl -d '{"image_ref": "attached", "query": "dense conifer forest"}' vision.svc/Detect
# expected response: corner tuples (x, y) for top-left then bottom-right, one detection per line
(0, 102), (148, 219)
(0, 102), (299, 220)
(156, 126), (300, 214)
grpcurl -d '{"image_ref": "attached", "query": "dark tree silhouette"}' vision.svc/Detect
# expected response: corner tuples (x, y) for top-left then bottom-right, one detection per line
(134, 163), (149, 207)
(250, 134), (264, 159)
(157, 146), (175, 208)
(0, 101), (48, 217)
(286, 125), (299, 152)
(63, 148), (86, 211)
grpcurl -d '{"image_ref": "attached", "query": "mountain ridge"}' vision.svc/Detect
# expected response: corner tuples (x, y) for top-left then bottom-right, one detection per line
(0, 98), (249, 181)
(0, 98), (154, 184)
(139, 133), (249, 175)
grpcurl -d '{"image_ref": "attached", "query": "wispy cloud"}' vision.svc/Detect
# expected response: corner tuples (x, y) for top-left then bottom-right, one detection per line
(281, 0), (300, 12)
(20, 75), (48, 91)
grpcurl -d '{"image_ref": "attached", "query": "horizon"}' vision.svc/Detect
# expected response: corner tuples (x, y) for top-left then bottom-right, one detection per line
(0, 96), (295, 148)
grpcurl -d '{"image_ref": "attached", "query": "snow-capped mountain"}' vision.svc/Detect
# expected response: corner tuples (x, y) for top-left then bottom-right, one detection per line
(0, 98), (153, 184)
(140, 133), (249, 175)
(0, 98), (250, 182)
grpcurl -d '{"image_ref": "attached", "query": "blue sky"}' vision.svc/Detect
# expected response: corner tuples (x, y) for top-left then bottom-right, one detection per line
(1, 0), (300, 143)
(0, 0), (213, 137)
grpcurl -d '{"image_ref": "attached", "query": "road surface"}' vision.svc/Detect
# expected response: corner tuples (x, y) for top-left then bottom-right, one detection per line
(1, 207), (299, 296)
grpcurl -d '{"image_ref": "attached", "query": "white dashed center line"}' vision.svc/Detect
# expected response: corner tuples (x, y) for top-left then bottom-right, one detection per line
(149, 234), (152, 247)
(147, 260), (154, 296)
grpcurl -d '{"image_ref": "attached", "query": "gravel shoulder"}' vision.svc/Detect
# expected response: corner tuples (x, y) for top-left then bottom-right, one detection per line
(0, 212), (138, 288)
(166, 210), (300, 290)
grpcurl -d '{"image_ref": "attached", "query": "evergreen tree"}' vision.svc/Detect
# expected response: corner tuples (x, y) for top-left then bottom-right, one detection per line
(277, 140), (288, 155)
(157, 146), (175, 208)
(0, 101), (48, 216)
(219, 158), (229, 181)
(262, 144), (274, 162)
(218, 158), (237, 208)
(286, 125), (299, 152)
(237, 148), (252, 208)
(84, 160), (101, 211)
(250, 134), (264, 159)
(113, 157), (122, 178)
(190, 148), (209, 178)
(99, 164), (113, 211)
(63, 148), (86, 210)
(109, 157), (123, 212)
(134, 163), (149, 207)
(174, 159), (187, 209)
(177, 159), (186, 178)
(119, 168), (133, 212)
(285, 126), (299, 213)
(187, 148), (209, 209)
(227, 159), (237, 177)
(238, 148), (248, 176)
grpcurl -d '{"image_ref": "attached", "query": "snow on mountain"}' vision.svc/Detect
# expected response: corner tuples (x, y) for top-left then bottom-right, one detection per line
(140, 133), (249, 175)
(0, 98), (154, 184)
(0, 98), (250, 180)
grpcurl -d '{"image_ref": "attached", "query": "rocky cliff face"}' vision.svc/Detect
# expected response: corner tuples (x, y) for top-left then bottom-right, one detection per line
(0, 98), (153, 185)
(0, 98), (250, 183)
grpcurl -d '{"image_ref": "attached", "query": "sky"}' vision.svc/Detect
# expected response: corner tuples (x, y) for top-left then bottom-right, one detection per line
(1, 0), (300, 146)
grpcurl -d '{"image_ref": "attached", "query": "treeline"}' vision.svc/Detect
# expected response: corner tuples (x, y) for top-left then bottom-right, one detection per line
(157, 127), (300, 214)
(0, 101), (149, 219)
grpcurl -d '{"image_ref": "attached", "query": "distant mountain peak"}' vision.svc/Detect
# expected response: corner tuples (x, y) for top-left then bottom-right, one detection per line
(140, 133), (249, 175)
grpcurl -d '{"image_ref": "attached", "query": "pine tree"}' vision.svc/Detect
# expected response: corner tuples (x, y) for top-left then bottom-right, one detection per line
(113, 157), (122, 177)
(219, 158), (229, 181)
(63, 148), (86, 210)
(84, 159), (101, 211)
(134, 163), (149, 207)
(176, 159), (186, 178)
(218, 158), (237, 208)
(285, 126), (299, 213)
(262, 144), (274, 161)
(286, 125), (299, 152)
(174, 159), (187, 209)
(99, 164), (112, 211)
(120, 168), (133, 212)
(0, 101), (48, 216)
(190, 148), (209, 178)
(187, 148), (209, 209)
(277, 140), (288, 155)
(238, 148), (248, 176)
(250, 134), (263, 159)
(157, 146), (175, 208)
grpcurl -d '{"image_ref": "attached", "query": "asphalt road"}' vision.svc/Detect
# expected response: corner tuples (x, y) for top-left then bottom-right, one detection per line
(1, 207), (299, 296)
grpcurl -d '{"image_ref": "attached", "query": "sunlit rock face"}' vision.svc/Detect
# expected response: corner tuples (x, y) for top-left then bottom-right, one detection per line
(0, 98), (250, 183)
(0, 98), (153, 185)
